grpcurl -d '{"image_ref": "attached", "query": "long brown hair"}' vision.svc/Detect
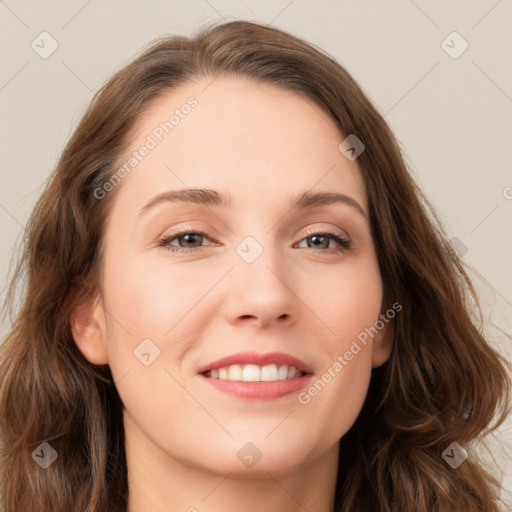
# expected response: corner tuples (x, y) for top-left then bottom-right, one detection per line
(1, 20), (510, 512)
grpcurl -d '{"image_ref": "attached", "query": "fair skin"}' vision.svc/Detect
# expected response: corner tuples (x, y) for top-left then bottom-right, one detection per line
(71, 77), (393, 512)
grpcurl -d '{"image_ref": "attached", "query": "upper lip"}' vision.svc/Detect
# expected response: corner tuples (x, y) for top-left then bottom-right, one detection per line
(197, 351), (313, 375)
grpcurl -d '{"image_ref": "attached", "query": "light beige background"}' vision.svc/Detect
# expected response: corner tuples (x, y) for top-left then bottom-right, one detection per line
(1, 0), (511, 507)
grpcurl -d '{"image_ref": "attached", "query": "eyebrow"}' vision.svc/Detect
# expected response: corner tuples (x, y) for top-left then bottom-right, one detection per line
(138, 188), (368, 220)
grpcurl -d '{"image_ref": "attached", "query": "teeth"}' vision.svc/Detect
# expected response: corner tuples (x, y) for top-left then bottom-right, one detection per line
(206, 364), (303, 382)
(228, 364), (243, 380)
(262, 364), (278, 381)
(278, 365), (288, 380)
(242, 364), (260, 382)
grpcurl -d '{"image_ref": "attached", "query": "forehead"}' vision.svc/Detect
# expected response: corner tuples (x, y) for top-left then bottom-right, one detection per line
(113, 76), (367, 214)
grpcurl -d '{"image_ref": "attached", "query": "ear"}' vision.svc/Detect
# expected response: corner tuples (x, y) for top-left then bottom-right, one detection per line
(69, 290), (109, 365)
(371, 302), (395, 368)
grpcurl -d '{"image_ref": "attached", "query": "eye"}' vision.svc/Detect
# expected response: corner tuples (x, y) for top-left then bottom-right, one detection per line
(295, 228), (351, 254)
(157, 228), (214, 253)
(157, 227), (351, 254)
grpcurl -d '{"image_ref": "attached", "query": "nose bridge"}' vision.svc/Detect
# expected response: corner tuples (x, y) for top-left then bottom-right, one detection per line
(226, 230), (298, 325)
(236, 231), (291, 292)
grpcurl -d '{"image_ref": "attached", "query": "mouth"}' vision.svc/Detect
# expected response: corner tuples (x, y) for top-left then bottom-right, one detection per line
(197, 351), (313, 379)
(197, 351), (314, 400)
(202, 363), (308, 382)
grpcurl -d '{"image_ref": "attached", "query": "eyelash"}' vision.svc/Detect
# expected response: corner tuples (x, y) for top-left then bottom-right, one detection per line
(156, 226), (351, 254)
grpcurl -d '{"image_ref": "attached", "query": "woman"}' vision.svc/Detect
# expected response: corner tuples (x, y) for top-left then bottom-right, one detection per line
(0, 20), (509, 512)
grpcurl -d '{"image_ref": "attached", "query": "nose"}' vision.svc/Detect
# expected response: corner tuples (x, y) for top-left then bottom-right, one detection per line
(223, 242), (299, 329)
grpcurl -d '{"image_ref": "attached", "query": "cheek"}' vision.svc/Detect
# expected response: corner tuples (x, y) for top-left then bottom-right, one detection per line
(296, 320), (375, 452)
(99, 255), (206, 442)
(303, 258), (383, 347)
(101, 252), (216, 342)
(294, 261), (382, 442)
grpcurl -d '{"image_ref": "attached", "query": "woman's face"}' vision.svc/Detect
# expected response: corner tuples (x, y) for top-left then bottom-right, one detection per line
(81, 77), (392, 477)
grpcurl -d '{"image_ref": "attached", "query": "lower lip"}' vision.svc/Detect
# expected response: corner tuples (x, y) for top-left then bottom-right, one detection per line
(199, 373), (314, 400)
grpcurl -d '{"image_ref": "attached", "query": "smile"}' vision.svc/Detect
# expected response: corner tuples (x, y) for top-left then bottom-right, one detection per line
(203, 363), (305, 382)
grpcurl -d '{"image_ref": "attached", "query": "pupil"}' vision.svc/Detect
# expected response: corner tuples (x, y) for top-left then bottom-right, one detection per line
(310, 235), (328, 249)
(182, 234), (201, 247)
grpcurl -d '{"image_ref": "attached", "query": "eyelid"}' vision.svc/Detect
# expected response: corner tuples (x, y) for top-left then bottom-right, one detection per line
(301, 226), (350, 243)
